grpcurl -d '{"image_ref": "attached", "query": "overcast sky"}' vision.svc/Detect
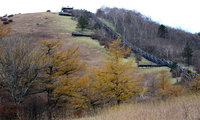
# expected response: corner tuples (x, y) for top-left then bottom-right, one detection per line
(0, 0), (199, 33)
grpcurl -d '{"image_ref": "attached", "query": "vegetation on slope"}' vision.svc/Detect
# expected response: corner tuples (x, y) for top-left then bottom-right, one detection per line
(0, 9), (199, 120)
(96, 7), (200, 73)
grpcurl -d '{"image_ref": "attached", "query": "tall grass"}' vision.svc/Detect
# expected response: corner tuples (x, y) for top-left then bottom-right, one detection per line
(73, 95), (200, 120)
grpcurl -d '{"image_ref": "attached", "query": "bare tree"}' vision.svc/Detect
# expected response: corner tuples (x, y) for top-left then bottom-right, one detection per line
(0, 38), (47, 105)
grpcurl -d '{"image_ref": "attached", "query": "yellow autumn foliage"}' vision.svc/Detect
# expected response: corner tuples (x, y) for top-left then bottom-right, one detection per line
(157, 71), (184, 100)
(91, 39), (145, 105)
(39, 39), (85, 102)
(63, 39), (146, 109)
(189, 75), (200, 94)
(0, 23), (11, 38)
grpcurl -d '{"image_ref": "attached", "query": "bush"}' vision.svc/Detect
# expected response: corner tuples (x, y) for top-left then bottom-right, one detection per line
(91, 33), (101, 40)
(8, 19), (13, 23)
(189, 76), (200, 94)
(0, 104), (25, 120)
(3, 21), (9, 25)
(8, 15), (14, 18)
(1, 18), (8, 22)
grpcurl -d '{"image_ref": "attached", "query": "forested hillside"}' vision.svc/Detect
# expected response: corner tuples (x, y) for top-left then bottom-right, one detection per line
(96, 7), (200, 73)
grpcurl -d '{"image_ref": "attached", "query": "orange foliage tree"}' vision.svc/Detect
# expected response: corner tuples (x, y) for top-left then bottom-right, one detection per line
(39, 39), (86, 119)
(66, 69), (101, 109)
(40, 39), (85, 100)
(55, 39), (145, 109)
(157, 71), (184, 100)
(0, 23), (11, 39)
(189, 75), (200, 94)
(90, 39), (145, 105)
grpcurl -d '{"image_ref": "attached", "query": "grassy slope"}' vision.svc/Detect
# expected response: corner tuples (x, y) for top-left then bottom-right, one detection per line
(74, 95), (200, 120)
(41, 12), (105, 66)
(99, 18), (116, 31)
(47, 13), (77, 33)
(46, 13), (103, 48)
(7, 12), (106, 67)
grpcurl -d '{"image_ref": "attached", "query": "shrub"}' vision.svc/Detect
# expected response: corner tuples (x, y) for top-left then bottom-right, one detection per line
(8, 15), (14, 18)
(8, 19), (13, 23)
(189, 76), (200, 94)
(1, 18), (8, 22)
(3, 21), (9, 25)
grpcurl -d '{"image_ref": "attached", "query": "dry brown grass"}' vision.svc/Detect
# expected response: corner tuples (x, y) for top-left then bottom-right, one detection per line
(5, 12), (105, 67)
(73, 95), (200, 120)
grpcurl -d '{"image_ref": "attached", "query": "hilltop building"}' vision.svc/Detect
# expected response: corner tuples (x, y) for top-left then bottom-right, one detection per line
(59, 7), (73, 16)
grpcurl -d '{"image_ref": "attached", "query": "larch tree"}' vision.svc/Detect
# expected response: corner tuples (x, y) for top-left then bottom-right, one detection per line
(0, 23), (11, 40)
(40, 39), (84, 92)
(39, 39), (86, 119)
(91, 38), (145, 105)
(65, 72), (99, 109)
(189, 75), (200, 94)
(157, 71), (184, 100)
(40, 39), (85, 98)
(66, 68), (104, 109)
(39, 39), (63, 107)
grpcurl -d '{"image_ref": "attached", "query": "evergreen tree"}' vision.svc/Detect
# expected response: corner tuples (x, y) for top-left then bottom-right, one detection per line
(182, 42), (193, 66)
(157, 24), (168, 38)
(197, 32), (200, 36)
(77, 15), (89, 31)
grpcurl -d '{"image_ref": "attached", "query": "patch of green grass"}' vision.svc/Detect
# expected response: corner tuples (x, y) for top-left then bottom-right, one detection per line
(69, 37), (105, 52)
(44, 13), (77, 32)
(45, 13), (94, 34)
(178, 63), (197, 73)
(139, 57), (156, 65)
(138, 67), (170, 73)
(128, 54), (170, 73)
(54, 16), (77, 32)
(43, 13), (104, 52)
(99, 18), (115, 31)
(75, 28), (94, 34)
(121, 54), (138, 67)
(170, 77), (181, 84)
